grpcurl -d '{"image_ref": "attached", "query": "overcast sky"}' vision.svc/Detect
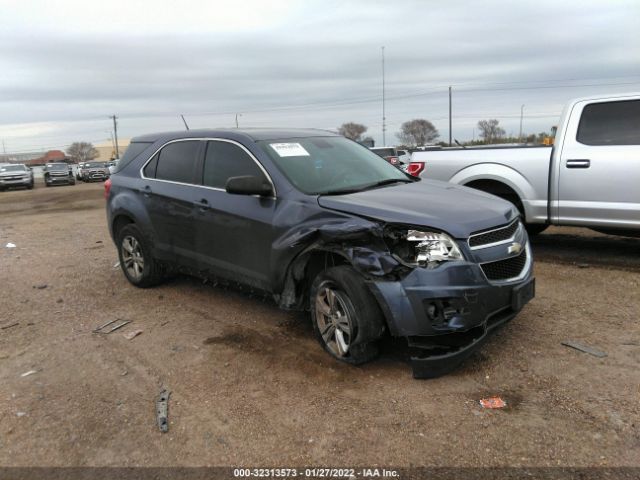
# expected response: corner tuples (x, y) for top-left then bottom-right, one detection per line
(1, 0), (639, 152)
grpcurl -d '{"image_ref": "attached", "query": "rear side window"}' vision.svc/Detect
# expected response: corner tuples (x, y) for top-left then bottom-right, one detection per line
(576, 100), (640, 146)
(143, 154), (158, 178)
(203, 141), (266, 189)
(155, 141), (200, 184)
(112, 141), (152, 173)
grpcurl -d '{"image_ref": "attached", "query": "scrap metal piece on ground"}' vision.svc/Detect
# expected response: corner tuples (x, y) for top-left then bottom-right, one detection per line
(561, 340), (607, 358)
(5, 243), (16, 248)
(479, 397), (506, 409)
(93, 319), (131, 334)
(92, 319), (117, 333)
(21, 370), (38, 377)
(156, 389), (170, 433)
(1, 322), (19, 330)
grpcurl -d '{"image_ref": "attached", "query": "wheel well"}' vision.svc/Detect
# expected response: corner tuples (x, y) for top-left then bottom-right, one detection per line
(112, 215), (134, 238)
(303, 251), (349, 291)
(464, 179), (524, 215)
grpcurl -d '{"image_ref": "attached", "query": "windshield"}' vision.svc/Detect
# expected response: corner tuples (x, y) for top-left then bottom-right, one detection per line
(0, 165), (27, 172)
(87, 162), (107, 168)
(47, 163), (68, 170)
(259, 136), (411, 195)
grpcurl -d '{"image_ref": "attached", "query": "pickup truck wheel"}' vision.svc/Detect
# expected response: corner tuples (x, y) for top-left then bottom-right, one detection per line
(310, 266), (384, 365)
(117, 224), (164, 288)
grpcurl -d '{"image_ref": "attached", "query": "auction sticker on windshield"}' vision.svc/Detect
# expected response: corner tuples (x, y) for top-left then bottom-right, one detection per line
(270, 143), (310, 157)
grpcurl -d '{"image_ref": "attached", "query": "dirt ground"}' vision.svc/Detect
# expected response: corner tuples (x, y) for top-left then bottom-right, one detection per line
(0, 182), (639, 468)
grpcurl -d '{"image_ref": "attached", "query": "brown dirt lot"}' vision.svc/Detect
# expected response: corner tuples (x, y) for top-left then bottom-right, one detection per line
(0, 183), (639, 467)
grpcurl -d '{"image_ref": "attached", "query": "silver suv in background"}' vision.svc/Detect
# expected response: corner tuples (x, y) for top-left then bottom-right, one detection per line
(0, 163), (34, 190)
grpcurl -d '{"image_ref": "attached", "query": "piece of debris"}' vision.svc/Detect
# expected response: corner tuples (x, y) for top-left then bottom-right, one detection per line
(113, 261), (120, 269)
(93, 319), (131, 334)
(5, 242), (16, 248)
(21, 370), (38, 378)
(576, 263), (590, 269)
(33, 284), (48, 289)
(1, 322), (19, 330)
(479, 397), (507, 409)
(56, 298), (63, 304)
(561, 340), (607, 358)
(16, 412), (26, 417)
(156, 389), (170, 433)
(121, 370), (128, 376)
(96, 240), (103, 244)
(123, 329), (143, 340)
(160, 320), (170, 327)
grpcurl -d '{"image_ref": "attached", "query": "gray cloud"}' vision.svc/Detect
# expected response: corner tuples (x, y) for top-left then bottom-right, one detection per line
(0, 0), (639, 150)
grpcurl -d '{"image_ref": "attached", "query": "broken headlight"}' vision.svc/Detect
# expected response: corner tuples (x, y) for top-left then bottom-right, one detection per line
(386, 229), (464, 268)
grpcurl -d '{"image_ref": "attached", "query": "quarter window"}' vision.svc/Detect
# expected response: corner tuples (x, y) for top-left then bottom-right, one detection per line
(203, 141), (266, 189)
(154, 141), (200, 183)
(576, 100), (640, 146)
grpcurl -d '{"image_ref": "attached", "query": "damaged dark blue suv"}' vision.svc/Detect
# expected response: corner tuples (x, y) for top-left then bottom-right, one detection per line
(106, 129), (534, 378)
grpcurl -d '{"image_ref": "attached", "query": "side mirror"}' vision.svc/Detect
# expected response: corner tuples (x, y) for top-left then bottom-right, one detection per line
(225, 175), (273, 197)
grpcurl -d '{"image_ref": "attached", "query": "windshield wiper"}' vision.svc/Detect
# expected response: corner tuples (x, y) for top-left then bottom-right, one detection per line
(361, 178), (413, 190)
(318, 178), (413, 196)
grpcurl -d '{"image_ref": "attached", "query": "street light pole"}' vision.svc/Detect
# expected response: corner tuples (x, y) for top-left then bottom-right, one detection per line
(519, 104), (525, 142)
(448, 86), (452, 147)
(381, 46), (386, 146)
(235, 113), (242, 128)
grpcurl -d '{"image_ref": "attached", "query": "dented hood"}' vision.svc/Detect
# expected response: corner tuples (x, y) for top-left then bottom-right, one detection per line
(317, 179), (517, 239)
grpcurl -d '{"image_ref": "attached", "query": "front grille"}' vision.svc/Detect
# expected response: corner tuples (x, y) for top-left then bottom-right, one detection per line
(469, 220), (519, 248)
(481, 248), (527, 281)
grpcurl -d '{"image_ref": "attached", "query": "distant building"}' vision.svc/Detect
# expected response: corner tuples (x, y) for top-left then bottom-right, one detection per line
(94, 139), (130, 161)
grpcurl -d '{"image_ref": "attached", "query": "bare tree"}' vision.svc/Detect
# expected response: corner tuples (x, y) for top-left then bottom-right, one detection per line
(337, 122), (368, 141)
(67, 142), (99, 163)
(396, 119), (439, 146)
(477, 119), (506, 144)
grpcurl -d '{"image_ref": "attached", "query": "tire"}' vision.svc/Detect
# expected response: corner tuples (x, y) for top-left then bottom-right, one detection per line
(27, 183), (34, 190)
(116, 224), (164, 288)
(310, 266), (385, 365)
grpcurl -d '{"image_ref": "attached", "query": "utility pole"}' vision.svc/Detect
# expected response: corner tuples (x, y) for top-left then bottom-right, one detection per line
(381, 46), (386, 146)
(235, 113), (242, 128)
(111, 115), (120, 159)
(448, 86), (452, 147)
(519, 104), (525, 142)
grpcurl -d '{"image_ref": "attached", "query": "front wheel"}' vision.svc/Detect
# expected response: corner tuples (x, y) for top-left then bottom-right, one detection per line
(310, 266), (385, 365)
(116, 224), (164, 288)
(525, 223), (548, 236)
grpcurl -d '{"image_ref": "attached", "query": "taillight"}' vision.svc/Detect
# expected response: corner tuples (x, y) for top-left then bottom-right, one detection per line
(406, 162), (425, 177)
(104, 178), (112, 199)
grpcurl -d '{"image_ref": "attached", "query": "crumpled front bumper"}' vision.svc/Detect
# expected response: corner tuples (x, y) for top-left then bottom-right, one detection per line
(367, 254), (535, 379)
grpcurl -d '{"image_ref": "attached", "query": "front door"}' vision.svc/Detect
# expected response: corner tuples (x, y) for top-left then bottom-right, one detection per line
(557, 98), (640, 229)
(193, 140), (277, 290)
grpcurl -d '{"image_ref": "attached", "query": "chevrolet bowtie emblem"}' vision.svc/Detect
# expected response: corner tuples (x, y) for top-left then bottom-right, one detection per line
(508, 242), (522, 254)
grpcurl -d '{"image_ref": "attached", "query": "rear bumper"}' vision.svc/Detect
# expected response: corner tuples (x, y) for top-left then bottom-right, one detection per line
(368, 259), (535, 378)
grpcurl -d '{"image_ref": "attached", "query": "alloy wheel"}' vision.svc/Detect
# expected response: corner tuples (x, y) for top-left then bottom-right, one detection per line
(315, 285), (354, 357)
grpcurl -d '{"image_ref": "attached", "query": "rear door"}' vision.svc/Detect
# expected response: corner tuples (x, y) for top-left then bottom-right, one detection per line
(557, 99), (640, 228)
(193, 139), (276, 290)
(140, 139), (203, 264)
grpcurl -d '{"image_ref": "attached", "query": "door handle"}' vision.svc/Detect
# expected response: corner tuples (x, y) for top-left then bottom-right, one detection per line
(566, 159), (591, 168)
(139, 185), (152, 197)
(194, 199), (210, 210)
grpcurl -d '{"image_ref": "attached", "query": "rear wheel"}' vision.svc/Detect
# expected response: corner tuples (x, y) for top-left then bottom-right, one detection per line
(310, 266), (385, 365)
(116, 224), (164, 288)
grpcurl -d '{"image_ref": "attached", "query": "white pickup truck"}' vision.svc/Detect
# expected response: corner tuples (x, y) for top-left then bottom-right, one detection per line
(408, 93), (640, 236)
